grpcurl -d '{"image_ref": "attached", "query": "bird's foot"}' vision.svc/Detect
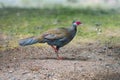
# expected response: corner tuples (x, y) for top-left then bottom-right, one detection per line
(57, 56), (64, 60)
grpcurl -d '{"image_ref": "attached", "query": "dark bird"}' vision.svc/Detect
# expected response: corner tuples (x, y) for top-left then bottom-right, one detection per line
(19, 21), (82, 59)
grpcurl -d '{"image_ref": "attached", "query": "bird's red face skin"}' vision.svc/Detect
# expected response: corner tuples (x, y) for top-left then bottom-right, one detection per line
(76, 21), (82, 25)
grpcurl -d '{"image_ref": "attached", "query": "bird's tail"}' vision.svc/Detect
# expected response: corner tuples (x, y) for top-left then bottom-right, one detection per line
(19, 37), (39, 46)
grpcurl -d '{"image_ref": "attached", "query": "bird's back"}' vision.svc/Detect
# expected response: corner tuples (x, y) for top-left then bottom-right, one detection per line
(38, 27), (76, 47)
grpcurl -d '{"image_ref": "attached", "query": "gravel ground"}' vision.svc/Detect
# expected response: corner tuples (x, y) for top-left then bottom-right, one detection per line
(0, 42), (120, 80)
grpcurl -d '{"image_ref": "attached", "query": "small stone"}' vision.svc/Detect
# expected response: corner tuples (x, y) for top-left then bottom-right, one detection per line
(99, 58), (102, 61)
(9, 70), (14, 73)
(53, 78), (58, 80)
(14, 57), (16, 60)
(22, 72), (29, 75)
(107, 54), (112, 56)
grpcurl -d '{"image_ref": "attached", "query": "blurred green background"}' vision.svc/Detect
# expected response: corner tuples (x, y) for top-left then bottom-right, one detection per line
(0, 0), (120, 50)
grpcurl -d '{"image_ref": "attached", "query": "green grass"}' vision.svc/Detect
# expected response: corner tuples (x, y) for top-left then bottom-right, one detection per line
(0, 7), (120, 49)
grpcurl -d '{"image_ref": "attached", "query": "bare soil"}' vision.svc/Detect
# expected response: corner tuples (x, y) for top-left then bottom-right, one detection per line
(0, 42), (120, 80)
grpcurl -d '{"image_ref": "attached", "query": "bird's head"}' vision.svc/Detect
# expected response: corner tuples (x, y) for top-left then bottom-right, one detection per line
(72, 21), (82, 26)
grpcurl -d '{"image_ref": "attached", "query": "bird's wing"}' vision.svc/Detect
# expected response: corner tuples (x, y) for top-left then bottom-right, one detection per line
(42, 28), (69, 40)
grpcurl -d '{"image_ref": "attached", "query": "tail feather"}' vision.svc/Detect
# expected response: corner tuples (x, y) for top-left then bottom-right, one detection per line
(19, 37), (39, 46)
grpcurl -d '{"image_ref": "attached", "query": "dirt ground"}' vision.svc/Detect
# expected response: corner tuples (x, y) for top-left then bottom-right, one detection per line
(0, 42), (120, 80)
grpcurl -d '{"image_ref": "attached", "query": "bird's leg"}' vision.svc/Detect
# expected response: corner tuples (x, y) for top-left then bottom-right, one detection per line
(51, 45), (58, 53)
(51, 46), (63, 60)
(55, 46), (63, 60)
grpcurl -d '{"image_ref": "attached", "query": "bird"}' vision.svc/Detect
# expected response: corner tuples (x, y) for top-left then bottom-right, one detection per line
(19, 21), (82, 59)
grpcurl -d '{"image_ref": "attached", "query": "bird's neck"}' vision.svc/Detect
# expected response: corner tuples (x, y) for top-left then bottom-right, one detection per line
(70, 24), (77, 31)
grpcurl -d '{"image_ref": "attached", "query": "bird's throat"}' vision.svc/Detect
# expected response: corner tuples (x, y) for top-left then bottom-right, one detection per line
(71, 25), (77, 31)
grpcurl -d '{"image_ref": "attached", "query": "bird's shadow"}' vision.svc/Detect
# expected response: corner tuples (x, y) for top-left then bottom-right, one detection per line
(29, 57), (89, 61)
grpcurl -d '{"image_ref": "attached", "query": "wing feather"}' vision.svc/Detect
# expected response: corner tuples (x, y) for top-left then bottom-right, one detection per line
(42, 28), (69, 40)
